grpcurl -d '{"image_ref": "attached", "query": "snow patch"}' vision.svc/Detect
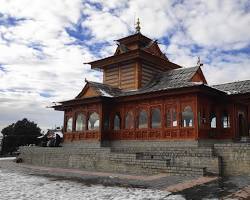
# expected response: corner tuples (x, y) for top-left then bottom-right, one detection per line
(99, 89), (113, 97)
(0, 170), (185, 200)
(192, 81), (203, 85)
(226, 90), (239, 95)
(0, 157), (16, 161)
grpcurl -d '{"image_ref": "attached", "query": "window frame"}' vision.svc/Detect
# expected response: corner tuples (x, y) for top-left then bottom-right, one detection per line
(75, 113), (86, 132)
(222, 110), (230, 129)
(165, 105), (178, 128)
(150, 106), (162, 129)
(138, 109), (148, 129)
(87, 111), (100, 131)
(66, 116), (73, 132)
(210, 111), (217, 129)
(181, 105), (194, 128)
(113, 113), (121, 131)
(125, 111), (134, 130)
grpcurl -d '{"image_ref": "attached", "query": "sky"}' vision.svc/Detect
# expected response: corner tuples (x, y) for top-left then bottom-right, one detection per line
(0, 0), (250, 132)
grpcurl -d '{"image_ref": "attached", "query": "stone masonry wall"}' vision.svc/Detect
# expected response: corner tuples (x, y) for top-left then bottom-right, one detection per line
(19, 142), (250, 177)
(214, 143), (250, 176)
(19, 146), (206, 176)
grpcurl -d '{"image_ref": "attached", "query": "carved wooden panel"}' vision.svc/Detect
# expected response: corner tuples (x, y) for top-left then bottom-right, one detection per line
(63, 131), (100, 142)
(103, 94), (198, 141)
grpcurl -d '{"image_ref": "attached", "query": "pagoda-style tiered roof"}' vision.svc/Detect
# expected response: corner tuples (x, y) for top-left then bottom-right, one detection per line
(87, 32), (180, 70)
(53, 23), (250, 110)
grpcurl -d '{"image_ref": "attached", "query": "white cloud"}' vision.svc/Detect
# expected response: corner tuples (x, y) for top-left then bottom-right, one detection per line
(174, 0), (250, 49)
(0, 0), (102, 131)
(0, 0), (249, 132)
(82, 6), (129, 42)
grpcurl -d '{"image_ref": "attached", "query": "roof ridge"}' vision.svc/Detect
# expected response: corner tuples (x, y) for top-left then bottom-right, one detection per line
(173, 65), (199, 71)
(212, 79), (250, 87)
(157, 66), (199, 78)
(88, 81), (121, 90)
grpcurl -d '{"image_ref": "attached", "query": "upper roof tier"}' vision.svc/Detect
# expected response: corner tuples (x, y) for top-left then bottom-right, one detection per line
(86, 32), (183, 90)
(86, 33), (181, 71)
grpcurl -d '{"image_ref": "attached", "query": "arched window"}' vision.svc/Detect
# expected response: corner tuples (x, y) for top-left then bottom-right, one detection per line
(88, 112), (99, 130)
(182, 106), (194, 127)
(66, 117), (73, 132)
(166, 108), (177, 127)
(210, 111), (216, 128)
(125, 111), (134, 129)
(75, 113), (86, 131)
(138, 110), (148, 129)
(114, 114), (121, 130)
(222, 111), (230, 128)
(151, 108), (161, 128)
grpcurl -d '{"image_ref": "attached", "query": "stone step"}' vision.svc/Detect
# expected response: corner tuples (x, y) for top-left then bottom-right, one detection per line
(109, 153), (206, 176)
(111, 147), (215, 157)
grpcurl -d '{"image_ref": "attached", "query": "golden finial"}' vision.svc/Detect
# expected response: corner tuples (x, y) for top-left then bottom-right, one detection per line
(135, 18), (141, 33)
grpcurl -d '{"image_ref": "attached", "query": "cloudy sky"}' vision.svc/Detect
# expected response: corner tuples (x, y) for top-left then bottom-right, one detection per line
(0, 0), (250, 132)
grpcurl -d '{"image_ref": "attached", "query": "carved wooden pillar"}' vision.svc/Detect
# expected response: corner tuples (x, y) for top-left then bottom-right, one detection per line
(72, 111), (76, 133)
(63, 113), (67, 133)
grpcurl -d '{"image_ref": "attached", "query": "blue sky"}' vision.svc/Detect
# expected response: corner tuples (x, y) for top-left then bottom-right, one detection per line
(0, 0), (250, 132)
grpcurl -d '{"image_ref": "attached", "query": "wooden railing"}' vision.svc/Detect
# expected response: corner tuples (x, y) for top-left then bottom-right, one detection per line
(104, 128), (196, 140)
(63, 131), (100, 142)
(63, 128), (197, 142)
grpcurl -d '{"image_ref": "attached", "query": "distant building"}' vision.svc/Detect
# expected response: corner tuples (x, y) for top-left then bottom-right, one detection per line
(46, 128), (63, 138)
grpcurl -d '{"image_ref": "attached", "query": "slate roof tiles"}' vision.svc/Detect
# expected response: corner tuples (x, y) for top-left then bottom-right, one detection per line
(87, 66), (203, 98)
(88, 66), (250, 98)
(212, 80), (250, 95)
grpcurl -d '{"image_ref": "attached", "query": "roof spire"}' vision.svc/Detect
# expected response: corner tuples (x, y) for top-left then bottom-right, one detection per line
(197, 56), (203, 67)
(135, 18), (141, 33)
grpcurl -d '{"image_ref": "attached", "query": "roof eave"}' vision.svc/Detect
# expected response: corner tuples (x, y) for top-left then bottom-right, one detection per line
(51, 96), (113, 111)
(87, 49), (181, 70)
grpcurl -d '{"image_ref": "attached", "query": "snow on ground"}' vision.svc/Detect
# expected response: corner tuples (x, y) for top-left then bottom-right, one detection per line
(0, 169), (185, 200)
(0, 157), (16, 161)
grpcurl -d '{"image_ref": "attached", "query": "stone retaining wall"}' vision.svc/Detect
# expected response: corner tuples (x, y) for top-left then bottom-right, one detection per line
(214, 143), (250, 176)
(19, 142), (250, 177)
(63, 140), (101, 148)
(19, 146), (206, 176)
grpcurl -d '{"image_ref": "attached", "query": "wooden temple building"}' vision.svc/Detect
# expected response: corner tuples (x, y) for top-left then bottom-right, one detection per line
(53, 23), (250, 146)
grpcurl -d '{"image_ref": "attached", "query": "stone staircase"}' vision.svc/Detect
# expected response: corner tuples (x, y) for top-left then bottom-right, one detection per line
(109, 152), (206, 176)
(108, 146), (221, 176)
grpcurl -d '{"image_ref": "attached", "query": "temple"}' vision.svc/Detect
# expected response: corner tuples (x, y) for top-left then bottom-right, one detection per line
(18, 22), (250, 177)
(53, 24), (250, 147)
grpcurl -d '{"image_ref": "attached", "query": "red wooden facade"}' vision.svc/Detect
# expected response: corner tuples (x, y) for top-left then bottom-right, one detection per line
(54, 32), (250, 143)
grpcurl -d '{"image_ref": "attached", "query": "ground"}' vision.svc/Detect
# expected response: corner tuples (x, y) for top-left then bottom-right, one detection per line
(0, 158), (250, 199)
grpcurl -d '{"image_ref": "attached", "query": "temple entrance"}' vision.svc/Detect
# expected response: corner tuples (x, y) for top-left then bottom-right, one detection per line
(238, 113), (247, 137)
